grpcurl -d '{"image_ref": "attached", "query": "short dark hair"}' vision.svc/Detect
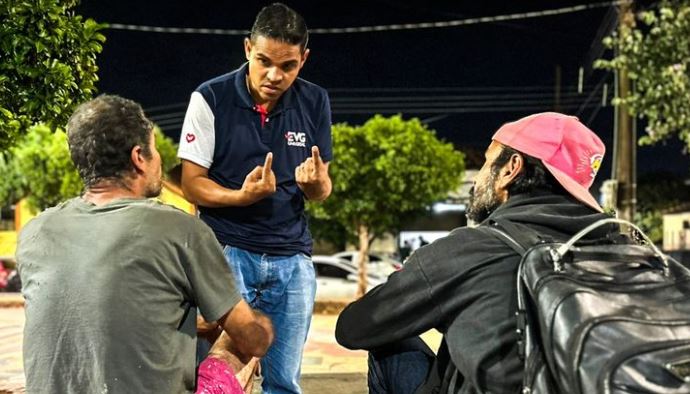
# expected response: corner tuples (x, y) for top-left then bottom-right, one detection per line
(67, 95), (153, 188)
(250, 3), (308, 50)
(491, 144), (569, 197)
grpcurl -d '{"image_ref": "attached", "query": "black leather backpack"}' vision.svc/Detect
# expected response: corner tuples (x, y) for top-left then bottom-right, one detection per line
(487, 218), (690, 394)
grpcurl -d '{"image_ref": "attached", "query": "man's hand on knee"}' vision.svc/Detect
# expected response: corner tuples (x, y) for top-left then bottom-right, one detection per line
(196, 316), (223, 344)
(217, 300), (274, 361)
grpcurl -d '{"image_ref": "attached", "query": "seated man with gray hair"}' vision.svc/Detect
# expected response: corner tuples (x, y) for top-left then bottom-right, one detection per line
(18, 95), (273, 393)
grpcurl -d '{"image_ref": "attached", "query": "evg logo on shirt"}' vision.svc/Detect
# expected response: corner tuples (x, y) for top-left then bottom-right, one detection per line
(285, 131), (306, 147)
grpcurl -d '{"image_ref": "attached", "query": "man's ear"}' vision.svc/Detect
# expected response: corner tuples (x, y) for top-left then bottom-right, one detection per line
(244, 37), (252, 60)
(299, 48), (310, 70)
(130, 145), (146, 174)
(496, 153), (524, 196)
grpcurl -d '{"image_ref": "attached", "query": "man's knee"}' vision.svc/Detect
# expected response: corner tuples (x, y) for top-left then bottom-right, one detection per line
(367, 338), (434, 394)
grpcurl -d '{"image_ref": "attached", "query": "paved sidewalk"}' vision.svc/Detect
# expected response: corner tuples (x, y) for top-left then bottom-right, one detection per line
(0, 305), (24, 394)
(0, 296), (442, 394)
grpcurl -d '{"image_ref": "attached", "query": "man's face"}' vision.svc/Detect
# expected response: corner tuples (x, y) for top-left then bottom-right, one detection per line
(466, 141), (504, 223)
(244, 35), (308, 105)
(143, 131), (163, 198)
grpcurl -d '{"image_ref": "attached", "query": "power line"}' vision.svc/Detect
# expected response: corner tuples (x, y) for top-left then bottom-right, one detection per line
(149, 111), (186, 122)
(149, 85), (604, 132)
(576, 73), (612, 117)
(331, 103), (603, 115)
(328, 85), (597, 93)
(330, 92), (598, 103)
(156, 103), (605, 131)
(108, 1), (626, 36)
(144, 102), (188, 113)
(144, 85), (598, 111)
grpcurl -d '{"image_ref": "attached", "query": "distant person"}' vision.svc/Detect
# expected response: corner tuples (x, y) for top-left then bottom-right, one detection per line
(335, 113), (614, 393)
(418, 236), (429, 247)
(177, 3), (332, 392)
(399, 239), (413, 262)
(17, 95), (273, 393)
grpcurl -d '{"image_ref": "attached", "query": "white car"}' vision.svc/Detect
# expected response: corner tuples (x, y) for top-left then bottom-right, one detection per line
(312, 255), (386, 302)
(331, 251), (402, 277)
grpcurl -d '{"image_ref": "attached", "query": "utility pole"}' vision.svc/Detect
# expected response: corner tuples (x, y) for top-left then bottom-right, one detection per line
(613, 0), (636, 221)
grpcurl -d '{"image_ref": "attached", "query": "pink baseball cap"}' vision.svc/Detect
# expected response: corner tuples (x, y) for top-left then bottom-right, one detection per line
(492, 112), (605, 212)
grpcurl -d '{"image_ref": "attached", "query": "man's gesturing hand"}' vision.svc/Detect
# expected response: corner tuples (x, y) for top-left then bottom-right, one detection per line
(241, 152), (276, 205)
(295, 146), (331, 201)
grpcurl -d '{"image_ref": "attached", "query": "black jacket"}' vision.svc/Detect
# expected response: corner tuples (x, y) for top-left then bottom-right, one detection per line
(335, 192), (613, 394)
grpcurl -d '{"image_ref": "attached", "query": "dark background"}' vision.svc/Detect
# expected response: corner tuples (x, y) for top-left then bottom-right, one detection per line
(75, 0), (690, 180)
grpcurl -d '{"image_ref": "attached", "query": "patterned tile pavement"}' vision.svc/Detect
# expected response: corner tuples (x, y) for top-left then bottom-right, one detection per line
(0, 295), (442, 393)
(0, 303), (24, 394)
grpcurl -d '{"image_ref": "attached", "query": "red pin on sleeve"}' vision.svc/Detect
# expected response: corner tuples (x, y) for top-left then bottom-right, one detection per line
(186, 133), (196, 143)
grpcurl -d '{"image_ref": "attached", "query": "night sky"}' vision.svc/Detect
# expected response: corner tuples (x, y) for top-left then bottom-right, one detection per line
(75, 0), (690, 181)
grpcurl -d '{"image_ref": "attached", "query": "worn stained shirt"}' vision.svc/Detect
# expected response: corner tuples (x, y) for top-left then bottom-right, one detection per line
(18, 197), (241, 393)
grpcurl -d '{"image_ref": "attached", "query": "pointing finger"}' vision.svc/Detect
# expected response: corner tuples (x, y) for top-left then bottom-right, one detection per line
(311, 146), (322, 166)
(262, 152), (273, 178)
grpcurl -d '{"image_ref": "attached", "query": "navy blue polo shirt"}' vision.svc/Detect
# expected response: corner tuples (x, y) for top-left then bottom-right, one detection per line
(178, 63), (332, 256)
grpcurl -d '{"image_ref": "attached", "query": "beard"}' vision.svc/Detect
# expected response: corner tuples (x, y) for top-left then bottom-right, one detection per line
(144, 175), (163, 198)
(466, 175), (502, 224)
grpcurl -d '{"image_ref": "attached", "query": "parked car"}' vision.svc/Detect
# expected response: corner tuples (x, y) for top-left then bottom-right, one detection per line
(312, 255), (386, 302)
(332, 251), (402, 277)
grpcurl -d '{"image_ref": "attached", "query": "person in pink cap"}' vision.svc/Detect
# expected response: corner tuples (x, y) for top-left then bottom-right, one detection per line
(335, 112), (615, 394)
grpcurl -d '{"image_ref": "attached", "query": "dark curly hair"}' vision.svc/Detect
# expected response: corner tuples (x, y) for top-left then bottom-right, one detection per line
(491, 144), (569, 196)
(250, 3), (308, 51)
(67, 95), (153, 188)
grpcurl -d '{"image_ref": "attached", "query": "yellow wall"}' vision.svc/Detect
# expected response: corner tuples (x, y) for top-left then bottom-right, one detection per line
(0, 231), (17, 257)
(15, 198), (35, 231)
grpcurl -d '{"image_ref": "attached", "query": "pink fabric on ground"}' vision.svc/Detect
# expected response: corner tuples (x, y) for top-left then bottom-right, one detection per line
(196, 356), (245, 394)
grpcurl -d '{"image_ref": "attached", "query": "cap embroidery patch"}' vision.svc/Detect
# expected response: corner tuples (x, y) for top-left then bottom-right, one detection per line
(576, 149), (603, 180)
(590, 154), (603, 178)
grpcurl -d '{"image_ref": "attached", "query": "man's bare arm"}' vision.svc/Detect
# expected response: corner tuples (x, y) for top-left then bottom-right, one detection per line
(180, 154), (276, 207)
(217, 299), (274, 361)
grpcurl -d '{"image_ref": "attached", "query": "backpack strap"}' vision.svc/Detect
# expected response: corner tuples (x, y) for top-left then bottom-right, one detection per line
(480, 219), (546, 365)
(484, 222), (526, 255)
(486, 218), (546, 253)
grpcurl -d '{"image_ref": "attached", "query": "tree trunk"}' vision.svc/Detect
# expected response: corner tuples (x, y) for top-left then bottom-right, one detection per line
(356, 223), (369, 298)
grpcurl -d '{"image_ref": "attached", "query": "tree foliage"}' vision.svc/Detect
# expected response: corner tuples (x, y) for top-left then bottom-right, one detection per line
(307, 115), (465, 296)
(0, 150), (24, 206)
(635, 171), (690, 243)
(9, 124), (82, 211)
(0, 125), (179, 212)
(596, 1), (690, 147)
(0, 0), (106, 150)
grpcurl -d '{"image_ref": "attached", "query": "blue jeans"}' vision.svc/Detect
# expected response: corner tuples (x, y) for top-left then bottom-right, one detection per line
(368, 337), (434, 394)
(223, 246), (316, 394)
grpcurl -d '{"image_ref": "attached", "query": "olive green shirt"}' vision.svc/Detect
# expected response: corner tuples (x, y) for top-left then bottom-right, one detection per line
(18, 197), (241, 393)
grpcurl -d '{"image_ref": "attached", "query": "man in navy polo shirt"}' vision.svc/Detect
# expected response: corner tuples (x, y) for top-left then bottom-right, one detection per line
(177, 3), (331, 394)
